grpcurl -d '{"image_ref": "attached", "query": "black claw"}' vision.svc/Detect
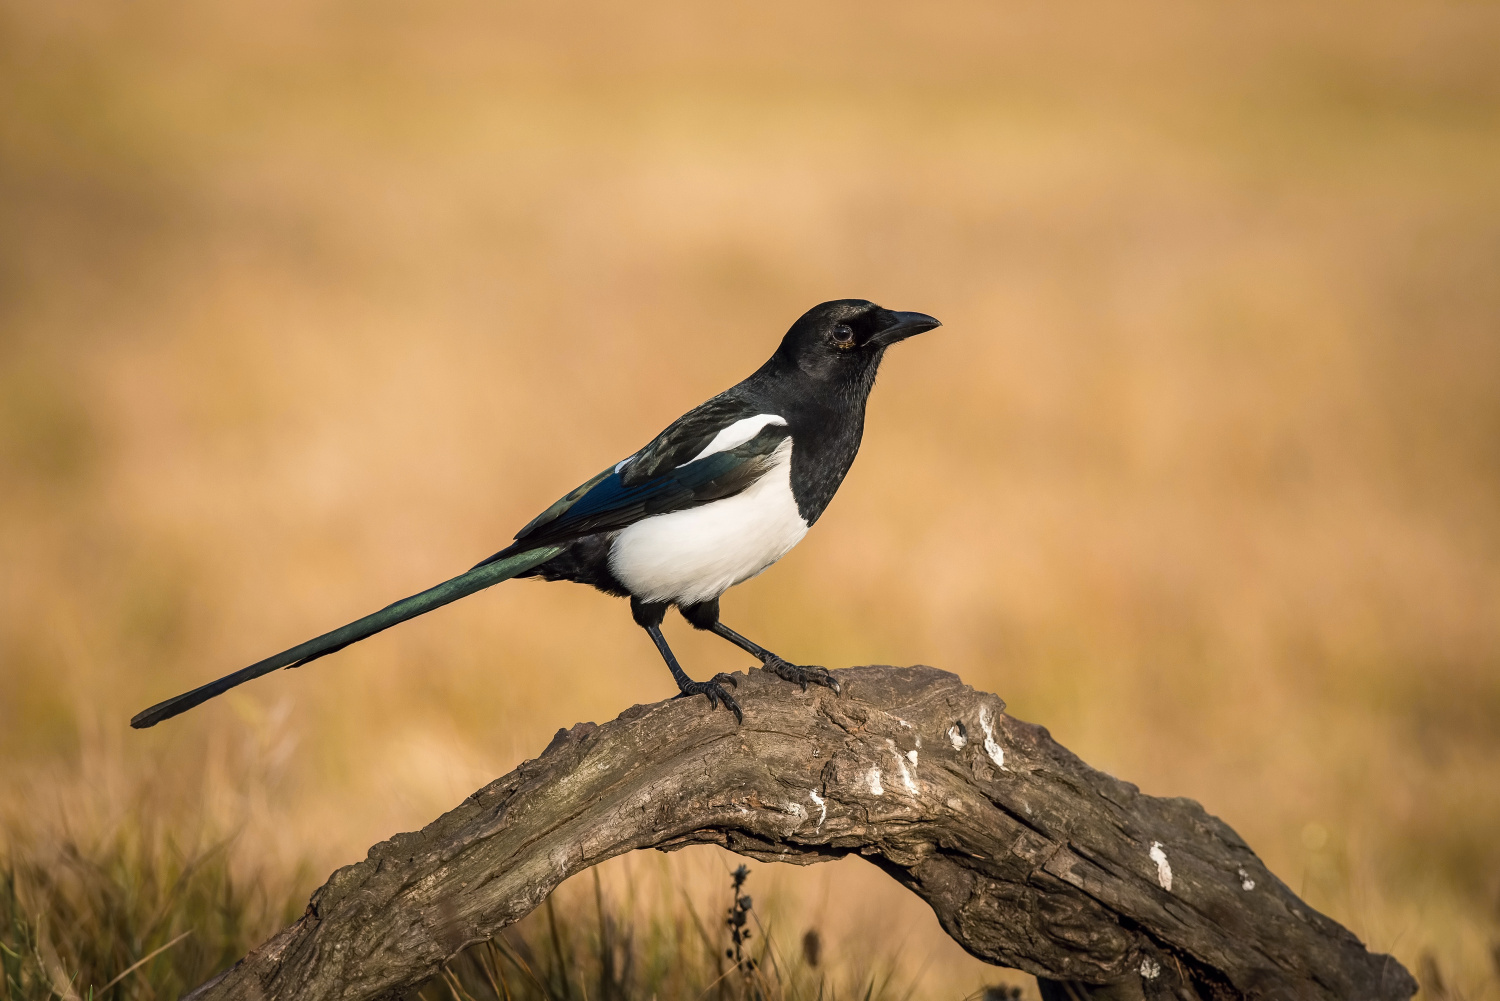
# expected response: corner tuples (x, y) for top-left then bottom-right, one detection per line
(763, 657), (841, 695)
(676, 678), (744, 722)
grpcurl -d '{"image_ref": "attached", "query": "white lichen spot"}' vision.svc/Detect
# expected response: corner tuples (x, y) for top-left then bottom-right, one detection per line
(948, 723), (968, 751)
(1149, 842), (1173, 892)
(809, 790), (827, 829)
(785, 802), (807, 822)
(907, 749), (919, 766)
(1140, 957), (1161, 980)
(897, 718), (914, 729)
(887, 739), (918, 794)
(866, 768), (885, 796)
(978, 706), (1006, 769)
(1238, 867), (1255, 891)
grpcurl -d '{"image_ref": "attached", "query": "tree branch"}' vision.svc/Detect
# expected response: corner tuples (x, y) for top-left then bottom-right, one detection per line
(186, 666), (1415, 1001)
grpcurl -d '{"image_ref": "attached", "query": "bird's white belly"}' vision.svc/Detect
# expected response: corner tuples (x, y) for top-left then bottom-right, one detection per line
(608, 440), (808, 605)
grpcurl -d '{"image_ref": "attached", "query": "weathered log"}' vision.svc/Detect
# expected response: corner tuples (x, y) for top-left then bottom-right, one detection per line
(186, 666), (1415, 1001)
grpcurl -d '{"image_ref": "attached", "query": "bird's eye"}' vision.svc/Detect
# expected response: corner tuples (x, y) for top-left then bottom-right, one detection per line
(832, 324), (855, 347)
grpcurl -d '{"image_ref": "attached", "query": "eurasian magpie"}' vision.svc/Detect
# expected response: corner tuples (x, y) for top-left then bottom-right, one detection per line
(130, 299), (940, 728)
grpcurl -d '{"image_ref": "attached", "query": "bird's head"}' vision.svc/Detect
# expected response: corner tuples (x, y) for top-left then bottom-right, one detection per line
(771, 299), (941, 388)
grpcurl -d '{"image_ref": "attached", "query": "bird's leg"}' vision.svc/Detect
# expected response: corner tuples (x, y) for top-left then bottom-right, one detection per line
(679, 599), (841, 695)
(718, 622), (842, 694)
(632, 597), (741, 721)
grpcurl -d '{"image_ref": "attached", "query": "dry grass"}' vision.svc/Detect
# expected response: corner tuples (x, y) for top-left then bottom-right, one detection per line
(424, 866), (930, 1001)
(2, 0), (1498, 997)
(1, 822), (916, 1001)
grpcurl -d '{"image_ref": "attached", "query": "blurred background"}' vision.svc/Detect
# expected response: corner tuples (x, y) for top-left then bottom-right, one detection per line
(2, 0), (1498, 997)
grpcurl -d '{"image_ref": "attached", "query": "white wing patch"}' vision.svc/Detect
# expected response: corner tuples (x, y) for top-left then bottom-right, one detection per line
(688, 414), (788, 464)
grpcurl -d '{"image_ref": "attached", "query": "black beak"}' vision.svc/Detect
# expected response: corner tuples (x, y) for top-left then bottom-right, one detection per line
(870, 310), (942, 347)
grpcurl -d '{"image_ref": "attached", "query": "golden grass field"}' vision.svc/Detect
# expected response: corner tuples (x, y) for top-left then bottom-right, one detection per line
(2, 0), (1498, 997)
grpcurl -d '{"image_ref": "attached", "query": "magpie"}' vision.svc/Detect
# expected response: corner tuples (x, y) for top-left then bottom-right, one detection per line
(130, 299), (940, 728)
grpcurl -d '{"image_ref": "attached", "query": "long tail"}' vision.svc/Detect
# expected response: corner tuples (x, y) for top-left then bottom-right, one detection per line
(129, 545), (563, 729)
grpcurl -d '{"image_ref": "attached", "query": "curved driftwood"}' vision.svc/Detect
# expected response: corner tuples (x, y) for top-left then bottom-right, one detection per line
(186, 666), (1414, 1001)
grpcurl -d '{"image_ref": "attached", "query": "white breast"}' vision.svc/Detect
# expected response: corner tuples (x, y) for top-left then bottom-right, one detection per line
(608, 438), (808, 605)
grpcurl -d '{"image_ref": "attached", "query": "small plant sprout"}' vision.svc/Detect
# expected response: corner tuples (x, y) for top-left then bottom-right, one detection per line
(725, 865), (758, 976)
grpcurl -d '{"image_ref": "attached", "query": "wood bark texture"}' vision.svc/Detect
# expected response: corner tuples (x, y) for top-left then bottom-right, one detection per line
(186, 665), (1415, 1001)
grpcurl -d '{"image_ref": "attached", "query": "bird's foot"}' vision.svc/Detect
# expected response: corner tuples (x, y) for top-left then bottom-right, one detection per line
(761, 656), (841, 695)
(674, 673), (743, 722)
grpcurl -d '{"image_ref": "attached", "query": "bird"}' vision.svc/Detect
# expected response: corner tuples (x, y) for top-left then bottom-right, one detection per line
(130, 299), (940, 728)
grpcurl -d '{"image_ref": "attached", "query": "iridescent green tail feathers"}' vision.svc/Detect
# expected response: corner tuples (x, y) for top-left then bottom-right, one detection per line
(129, 546), (562, 729)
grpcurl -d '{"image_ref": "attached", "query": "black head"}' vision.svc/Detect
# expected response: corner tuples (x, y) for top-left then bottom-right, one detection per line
(771, 299), (941, 386)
